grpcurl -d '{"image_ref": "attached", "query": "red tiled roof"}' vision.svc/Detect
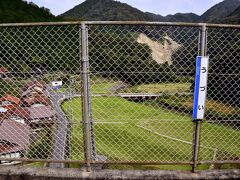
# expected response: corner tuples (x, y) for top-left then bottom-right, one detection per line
(0, 95), (20, 105)
(7, 107), (30, 121)
(25, 106), (55, 120)
(23, 80), (45, 91)
(0, 113), (8, 120)
(22, 90), (41, 98)
(22, 95), (49, 107)
(0, 143), (20, 154)
(0, 119), (30, 154)
(0, 67), (9, 74)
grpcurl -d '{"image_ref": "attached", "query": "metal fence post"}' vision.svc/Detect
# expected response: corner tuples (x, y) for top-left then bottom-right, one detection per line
(85, 24), (97, 161)
(81, 22), (92, 171)
(192, 24), (207, 172)
(200, 25), (207, 57)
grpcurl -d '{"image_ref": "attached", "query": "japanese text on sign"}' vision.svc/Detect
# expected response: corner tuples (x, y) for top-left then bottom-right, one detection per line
(193, 56), (209, 120)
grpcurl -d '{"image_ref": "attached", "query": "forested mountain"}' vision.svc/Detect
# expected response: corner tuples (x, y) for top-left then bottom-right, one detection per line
(61, 0), (199, 22)
(164, 13), (200, 22)
(223, 6), (240, 23)
(61, 0), (240, 24)
(145, 12), (200, 22)
(145, 12), (165, 22)
(198, 0), (240, 23)
(0, 0), (58, 23)
(1, 0), (239, 24)
(61, 0), (152, 21)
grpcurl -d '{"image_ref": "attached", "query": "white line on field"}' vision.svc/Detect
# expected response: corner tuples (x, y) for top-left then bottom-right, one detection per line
(95, 122), (129, 124)
(136, 125), (217, 151)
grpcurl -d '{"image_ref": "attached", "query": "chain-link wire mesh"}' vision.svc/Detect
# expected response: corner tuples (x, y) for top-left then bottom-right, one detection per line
(198, 27), (240, 166)
(0, 22), (239, 170)
(0, 24), (84, 165)
(88, 24), (199, 163)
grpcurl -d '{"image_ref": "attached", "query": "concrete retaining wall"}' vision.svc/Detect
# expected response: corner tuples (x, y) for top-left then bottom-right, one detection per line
(0, 167), (240, 180)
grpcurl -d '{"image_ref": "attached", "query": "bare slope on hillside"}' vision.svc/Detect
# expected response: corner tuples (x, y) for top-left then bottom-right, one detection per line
(137, 33), (181, 65)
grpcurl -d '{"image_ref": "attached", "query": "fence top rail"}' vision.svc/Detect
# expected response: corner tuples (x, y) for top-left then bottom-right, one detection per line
(85, 21), (240, 28)
(0, 21), (239, 28)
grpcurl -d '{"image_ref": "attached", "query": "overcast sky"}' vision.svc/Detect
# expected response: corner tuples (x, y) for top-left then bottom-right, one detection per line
(25, 0), (223, 16)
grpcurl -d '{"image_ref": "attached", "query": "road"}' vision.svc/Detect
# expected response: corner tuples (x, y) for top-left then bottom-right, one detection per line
(45, 85), (70, 168)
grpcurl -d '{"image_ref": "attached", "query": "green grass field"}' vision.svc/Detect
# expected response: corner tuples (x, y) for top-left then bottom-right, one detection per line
(62, 96), (240, 169)
(158, 95), (240, 120)
(122, 83), (191, 94)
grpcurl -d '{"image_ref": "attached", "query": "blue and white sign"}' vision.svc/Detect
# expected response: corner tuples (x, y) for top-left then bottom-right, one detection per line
(193, 56), (209, 120)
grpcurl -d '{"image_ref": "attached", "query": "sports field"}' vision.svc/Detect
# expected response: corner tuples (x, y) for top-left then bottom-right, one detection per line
(62, 94), (240, 168)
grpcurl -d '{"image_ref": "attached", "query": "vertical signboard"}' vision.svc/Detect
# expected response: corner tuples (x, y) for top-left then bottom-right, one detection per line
(193, 56), (209, 120)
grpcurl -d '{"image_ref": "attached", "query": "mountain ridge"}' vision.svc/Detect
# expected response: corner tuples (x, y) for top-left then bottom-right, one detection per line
(223, 5), (240, 23)
(0, 0), (59, 23)
(61, 0), (151, 21)
(0, 0), (239, 24)
(198, 0), (240, 23)
(61, 0), (240, 24)
(61, 0), (199, 22)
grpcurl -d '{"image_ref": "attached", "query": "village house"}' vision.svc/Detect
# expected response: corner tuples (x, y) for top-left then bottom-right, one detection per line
(0, 95), (20, 111)
(23, 80), (45, 92)
(21, 89), (40, 98)
(0, 67), (9, 79)
(0, 78), (55, 163)
(21, 95), (50, 108)
(6, 106), (55, 128)
(21, 80), (46, 98)
(0, 119), (30, 164)
(24, 106), (55, 127)
(7, 107), (30, 125)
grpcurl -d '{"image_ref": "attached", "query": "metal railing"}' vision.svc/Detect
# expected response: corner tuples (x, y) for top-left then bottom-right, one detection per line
(0, 21), (239, 172)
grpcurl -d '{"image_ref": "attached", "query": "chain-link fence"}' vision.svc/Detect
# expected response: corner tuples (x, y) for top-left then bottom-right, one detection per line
(198, 27), (240, 169)
(0, 21), (239, 171)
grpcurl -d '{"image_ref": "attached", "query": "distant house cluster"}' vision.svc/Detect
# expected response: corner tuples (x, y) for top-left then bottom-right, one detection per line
(0, 75), (56, 164)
